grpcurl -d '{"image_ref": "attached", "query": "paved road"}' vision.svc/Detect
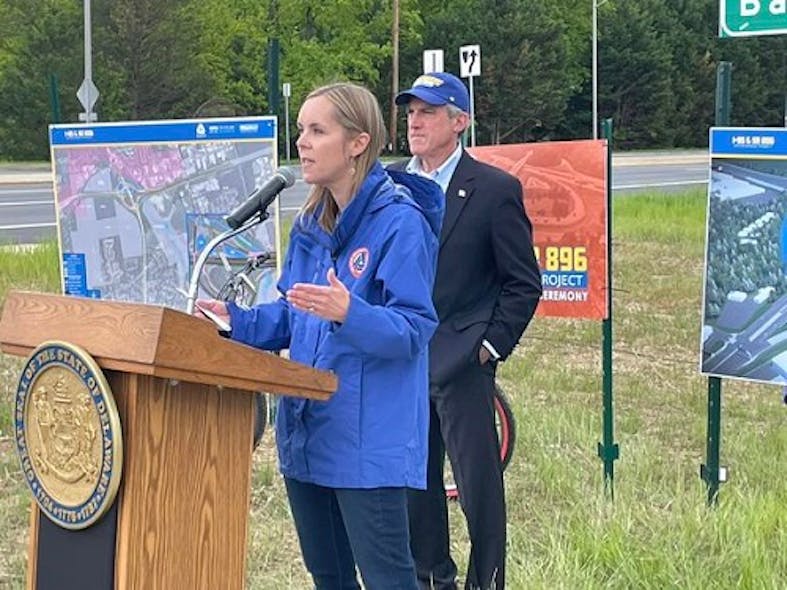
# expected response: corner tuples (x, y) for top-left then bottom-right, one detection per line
(0, 151), (709, 245)
(0, 182), (55, 244)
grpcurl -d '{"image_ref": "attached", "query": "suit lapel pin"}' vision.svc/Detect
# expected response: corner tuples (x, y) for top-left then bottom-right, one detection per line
(457, 189), (467, 198)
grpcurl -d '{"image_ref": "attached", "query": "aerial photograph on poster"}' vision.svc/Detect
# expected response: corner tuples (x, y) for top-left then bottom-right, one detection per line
(49, 118), (280, 310)
(701, 128), (787, 384)
(470, 140), (608, 320)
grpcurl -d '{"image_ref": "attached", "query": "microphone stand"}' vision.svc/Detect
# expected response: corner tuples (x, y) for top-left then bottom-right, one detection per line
(185, 211), (269, 315)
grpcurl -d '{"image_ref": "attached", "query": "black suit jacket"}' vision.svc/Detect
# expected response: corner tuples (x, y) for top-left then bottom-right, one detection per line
(390, 151), (542, 386)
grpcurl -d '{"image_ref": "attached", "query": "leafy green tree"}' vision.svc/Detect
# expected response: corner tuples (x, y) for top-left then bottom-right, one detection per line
(598, 0), (677, 147)
(101, 0), (224, 119)
(269, 0), (411, 154)
(722, 35), (787, 128)
(402, 0), (587, 145)
(659, 0), (718, 146)
(0, 0), (785, 158)
(0, 0), (83, 159)
(273, 1), (394, 106)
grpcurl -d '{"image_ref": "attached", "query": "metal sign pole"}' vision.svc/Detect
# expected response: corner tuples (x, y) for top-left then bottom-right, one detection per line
(78, 0), (99, 122)
(469, 75), (476, 147)
(701, 61), (732, 506)
(598, 118), (619, 499)
(459, 44), (481, 147)
(592, 0), (599, 139)
(83, 0), (92, 117)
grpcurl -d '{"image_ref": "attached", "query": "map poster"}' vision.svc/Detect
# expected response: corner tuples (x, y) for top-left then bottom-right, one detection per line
(49, 117), (280, 310)
(701, 127), (787, 384)
(470, 140), (609, 320)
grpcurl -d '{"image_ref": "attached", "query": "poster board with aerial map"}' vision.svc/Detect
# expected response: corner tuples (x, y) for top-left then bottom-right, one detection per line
(701, 127), (787, 384)
(49, 117), (280, 310)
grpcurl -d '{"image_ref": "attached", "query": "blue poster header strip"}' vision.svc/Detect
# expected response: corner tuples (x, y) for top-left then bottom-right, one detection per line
(711, 127), (787, 157)
(50, 117), (276, 145)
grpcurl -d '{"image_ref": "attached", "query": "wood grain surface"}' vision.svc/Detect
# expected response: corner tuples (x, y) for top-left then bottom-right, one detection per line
(112, 372), (254, 590)
(0, 291), (336, 400)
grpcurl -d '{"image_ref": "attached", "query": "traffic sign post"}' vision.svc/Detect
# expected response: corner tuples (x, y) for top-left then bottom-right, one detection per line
(78, 0), (99, 122)
(459, 44), (481, 147)
(719, 1), (787, 37)
(423, 49), (444, 74)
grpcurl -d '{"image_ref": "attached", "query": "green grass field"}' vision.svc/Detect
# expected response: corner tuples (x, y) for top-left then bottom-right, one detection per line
(1, 189), (786, 589)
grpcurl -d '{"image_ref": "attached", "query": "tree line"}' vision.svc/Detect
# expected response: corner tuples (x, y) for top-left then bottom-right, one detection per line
(0, 0), (785, 160)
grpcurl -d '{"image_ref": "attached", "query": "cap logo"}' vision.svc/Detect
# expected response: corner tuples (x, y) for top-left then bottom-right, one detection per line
(413, 75), (445, 88)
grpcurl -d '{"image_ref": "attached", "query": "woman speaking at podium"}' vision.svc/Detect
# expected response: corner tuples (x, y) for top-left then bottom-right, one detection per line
(195, 82), (443, 590)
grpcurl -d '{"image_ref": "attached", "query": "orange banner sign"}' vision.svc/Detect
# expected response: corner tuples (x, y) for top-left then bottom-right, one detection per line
(470, 140), (608, 319)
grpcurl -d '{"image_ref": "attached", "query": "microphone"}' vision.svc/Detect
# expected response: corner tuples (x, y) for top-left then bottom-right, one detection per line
(225, 168), (296, 229)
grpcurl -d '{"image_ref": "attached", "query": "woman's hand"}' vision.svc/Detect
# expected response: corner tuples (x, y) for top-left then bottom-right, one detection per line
(287, 268), (350, 323)
(192, 299), (231, 331)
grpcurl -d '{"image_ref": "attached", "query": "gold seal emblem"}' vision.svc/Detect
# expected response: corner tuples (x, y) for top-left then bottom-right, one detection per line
(15, 341), (123, 530)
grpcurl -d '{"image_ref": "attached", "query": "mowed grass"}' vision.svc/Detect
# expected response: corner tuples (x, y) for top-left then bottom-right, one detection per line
(1, 189), (786, 588)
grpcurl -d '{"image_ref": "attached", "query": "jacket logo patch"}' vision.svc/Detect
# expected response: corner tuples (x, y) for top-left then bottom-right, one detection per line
(349, 247), (370, 278)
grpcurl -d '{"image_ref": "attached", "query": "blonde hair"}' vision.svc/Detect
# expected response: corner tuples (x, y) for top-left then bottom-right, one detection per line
(297, 83), (387, 231)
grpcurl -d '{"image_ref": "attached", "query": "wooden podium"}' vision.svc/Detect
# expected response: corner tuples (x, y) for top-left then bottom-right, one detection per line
(0, 291), (337, 590)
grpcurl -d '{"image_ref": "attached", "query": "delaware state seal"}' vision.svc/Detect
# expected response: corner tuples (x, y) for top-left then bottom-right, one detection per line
(14, 341), (123, 530)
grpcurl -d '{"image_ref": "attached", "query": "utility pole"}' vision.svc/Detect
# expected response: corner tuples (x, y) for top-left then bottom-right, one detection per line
(389, 0), (400, 154)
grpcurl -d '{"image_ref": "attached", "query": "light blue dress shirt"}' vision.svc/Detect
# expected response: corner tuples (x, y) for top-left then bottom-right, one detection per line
(405, 142), (463, 195)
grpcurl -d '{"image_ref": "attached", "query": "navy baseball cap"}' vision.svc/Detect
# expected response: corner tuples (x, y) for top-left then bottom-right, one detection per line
(395, 73), (470, 113)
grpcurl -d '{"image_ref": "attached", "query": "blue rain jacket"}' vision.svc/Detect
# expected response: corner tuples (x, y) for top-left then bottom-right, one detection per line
(227, 162), (443, 489)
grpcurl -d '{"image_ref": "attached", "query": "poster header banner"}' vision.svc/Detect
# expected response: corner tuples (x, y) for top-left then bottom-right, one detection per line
(710, 128), (787, 157)
(50, 117), (276, 146)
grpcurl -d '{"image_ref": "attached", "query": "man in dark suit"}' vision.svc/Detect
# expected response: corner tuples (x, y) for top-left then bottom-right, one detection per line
(391, 72), (542, 590)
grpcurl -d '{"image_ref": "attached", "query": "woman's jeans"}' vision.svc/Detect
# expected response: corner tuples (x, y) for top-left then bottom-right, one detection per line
(285, 478), (418, 590)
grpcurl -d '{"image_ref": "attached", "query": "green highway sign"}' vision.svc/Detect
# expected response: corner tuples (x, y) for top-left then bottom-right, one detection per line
(719, 1), (787, 37)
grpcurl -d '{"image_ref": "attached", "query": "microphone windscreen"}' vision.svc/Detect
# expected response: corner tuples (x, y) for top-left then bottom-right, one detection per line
(277, 167), (296, 188)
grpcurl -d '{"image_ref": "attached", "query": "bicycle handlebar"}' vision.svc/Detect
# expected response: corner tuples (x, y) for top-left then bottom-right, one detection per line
(185, 214), (268, 315)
